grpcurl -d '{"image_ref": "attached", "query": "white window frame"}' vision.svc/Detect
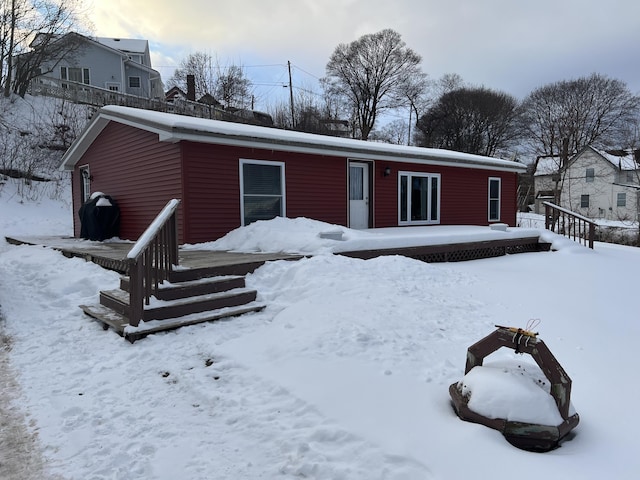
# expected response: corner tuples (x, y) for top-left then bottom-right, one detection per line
(580, 194), (590, 208)
(398, 171), (441, 225)
(239, 159), (286, 226)
(488, 177), (501, 222)
(617, 192), (626, 207)
(60, 66), (90, 84)
(586, 168), (595, 182)
(128, 76), (141, 88)
(79, 165), (91, 203)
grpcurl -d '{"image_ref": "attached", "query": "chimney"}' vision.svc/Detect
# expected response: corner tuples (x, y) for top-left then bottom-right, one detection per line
(186, 74), (195, 101)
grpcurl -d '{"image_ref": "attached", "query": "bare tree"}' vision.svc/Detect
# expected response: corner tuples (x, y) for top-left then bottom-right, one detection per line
(166, 51), (214, 99)
(214, 63), (251, 110)
(1, 0), (91, 97)
(435, 73), (465, 96)
(416, 87), (520, 157)
(519, 73), (640, 163)
(324, 29), (426, 140)
(370, 119), (409, 145)
(167, 52), (252, 109)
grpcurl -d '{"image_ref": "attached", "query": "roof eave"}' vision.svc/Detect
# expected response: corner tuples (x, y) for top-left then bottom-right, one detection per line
(61, 108), (527, 173)
(160, 128), (526, 173)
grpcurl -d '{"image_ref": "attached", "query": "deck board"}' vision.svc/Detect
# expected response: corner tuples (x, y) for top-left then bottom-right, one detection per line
(4, 235), (303, 273)
(5, 234), (549, 273)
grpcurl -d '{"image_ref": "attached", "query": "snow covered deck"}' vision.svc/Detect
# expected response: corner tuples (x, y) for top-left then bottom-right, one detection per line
(5, 224), (550, 274)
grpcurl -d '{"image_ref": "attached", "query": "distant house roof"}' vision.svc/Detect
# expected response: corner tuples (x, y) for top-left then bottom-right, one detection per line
(598, 148), (639, 171)
(96, 37), (148, 55)
(534, 146), (640, 176)
(534, 156), (562, 176)
(165, 86), (187, 102)
(60, 106), (527, 173)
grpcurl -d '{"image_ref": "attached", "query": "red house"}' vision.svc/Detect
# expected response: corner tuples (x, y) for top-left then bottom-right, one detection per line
(60, 106), (526, 244)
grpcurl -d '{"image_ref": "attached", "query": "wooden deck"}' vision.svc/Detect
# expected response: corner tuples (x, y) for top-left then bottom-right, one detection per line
(4, 235), (304, 275)
(5, 233), (551, 274)
(4, 233), (550, 341)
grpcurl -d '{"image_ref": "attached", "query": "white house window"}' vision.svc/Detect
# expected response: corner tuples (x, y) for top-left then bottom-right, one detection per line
(585, 168), (595, 182)
(240, 159), (285, 226)
(61, 66), (90, 84)
(399, 171), (440, 225)
(79, 165), (91, 203)
(488, 177), (501, 222)
(128, 76), (141, 88)
(617, 192), (626, 207)
(627, 171), (635, 183)
(580, 194), (590, 208)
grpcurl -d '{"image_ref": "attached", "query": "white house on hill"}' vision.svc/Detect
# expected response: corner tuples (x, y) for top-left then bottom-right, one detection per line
(32, 32), (163, 99)
(534, 146), (640, 222)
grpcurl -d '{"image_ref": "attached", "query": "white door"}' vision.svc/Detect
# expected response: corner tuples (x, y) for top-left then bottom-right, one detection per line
(349, 162), (369, 229)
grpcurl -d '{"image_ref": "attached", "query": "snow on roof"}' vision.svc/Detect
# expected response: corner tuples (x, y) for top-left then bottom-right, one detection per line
(96, 37), (148, 54)
(597, 148), (639, 171)
(534, 156), (561, 176)
(60, 106), (526, 173)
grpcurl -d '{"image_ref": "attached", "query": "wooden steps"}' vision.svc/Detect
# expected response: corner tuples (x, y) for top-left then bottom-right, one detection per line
(81, 267), (266, 342)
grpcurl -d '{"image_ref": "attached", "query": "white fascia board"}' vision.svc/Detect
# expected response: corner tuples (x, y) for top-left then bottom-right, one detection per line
(162, 130), (526, 173)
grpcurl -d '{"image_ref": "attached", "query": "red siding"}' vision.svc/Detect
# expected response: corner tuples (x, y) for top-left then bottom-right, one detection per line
(181, 142), (347, 243)
(373, 162), (518, 227)
(73, 122), (183, 242)
(72, 121), (519, 245)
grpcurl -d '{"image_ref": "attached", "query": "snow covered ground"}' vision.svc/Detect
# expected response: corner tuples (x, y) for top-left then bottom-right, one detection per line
(1, 178), (640, 480)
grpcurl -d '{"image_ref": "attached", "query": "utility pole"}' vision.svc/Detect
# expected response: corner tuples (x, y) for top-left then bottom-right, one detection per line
(288, 61), (295, 128)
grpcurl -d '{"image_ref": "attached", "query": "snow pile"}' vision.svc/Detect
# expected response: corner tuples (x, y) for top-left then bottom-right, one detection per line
(187, 215), (542, 255)
(459, 362), (564, 425)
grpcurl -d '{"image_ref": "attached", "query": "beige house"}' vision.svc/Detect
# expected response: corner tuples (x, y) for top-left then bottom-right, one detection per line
(534, 146), (640, 222)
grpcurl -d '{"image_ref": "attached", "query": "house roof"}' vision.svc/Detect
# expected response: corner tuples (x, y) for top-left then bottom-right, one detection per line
(534, 156), (562, 176)
(96, 37), (148, 55)
(60, 106), (527, 173)
(597, 148), (639, 171)
(534, 146), (640, 176)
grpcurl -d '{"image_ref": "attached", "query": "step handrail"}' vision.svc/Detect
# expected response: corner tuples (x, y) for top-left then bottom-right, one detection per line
(543, 201), (596, 249)
(127, 199), (181, 326)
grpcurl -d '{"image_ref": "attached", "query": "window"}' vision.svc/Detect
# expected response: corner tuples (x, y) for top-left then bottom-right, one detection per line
(128, 76), (141, 88)
(488, 177), (501, 222)
(580, 194), (590, 208)
(240, 160), (285, 226)
(398, 172), (440, 225)
(585, 168), (595, 182)
(617, 192), (626, 207)
(60, 66), (90, 84)
(627, 171), (635, 183)
(349, 166), (363, 200)
(79, 166), (91, 203)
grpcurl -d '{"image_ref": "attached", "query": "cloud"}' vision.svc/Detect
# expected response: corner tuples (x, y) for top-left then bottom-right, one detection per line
(89, 0), (640, 99)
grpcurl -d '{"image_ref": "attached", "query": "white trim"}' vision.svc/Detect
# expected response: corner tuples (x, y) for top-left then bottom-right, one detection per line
(239, 159), (286, 226)
(488, 177), (501, 222)
(348, 161), (370, 229)
(128, 76), (141, 88)
(398, 170), (441, 225)
(79, 164), (91, 202)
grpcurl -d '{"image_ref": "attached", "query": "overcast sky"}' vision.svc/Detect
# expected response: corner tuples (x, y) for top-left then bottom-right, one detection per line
(90, 0), (640, 114)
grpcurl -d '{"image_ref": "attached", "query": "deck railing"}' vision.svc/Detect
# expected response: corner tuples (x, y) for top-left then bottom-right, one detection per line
(126, 199), (181, 326)
(543, 201), (596, 249)
(29, 76), (270, 124)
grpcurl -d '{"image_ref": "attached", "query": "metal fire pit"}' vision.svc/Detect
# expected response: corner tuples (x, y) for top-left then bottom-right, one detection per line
(449, 326), (579, 452)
